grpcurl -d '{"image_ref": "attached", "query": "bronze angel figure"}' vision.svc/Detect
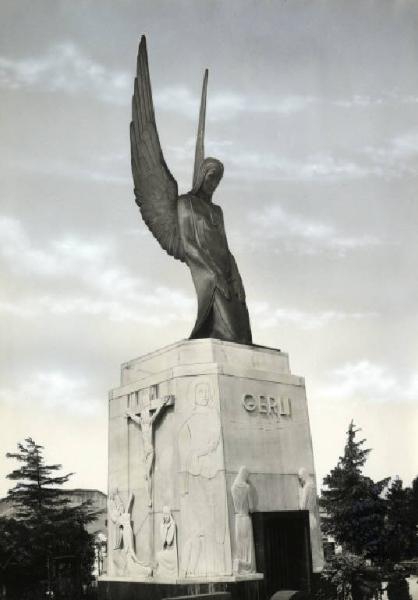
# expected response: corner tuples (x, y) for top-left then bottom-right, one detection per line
(130, 36), (252, 345)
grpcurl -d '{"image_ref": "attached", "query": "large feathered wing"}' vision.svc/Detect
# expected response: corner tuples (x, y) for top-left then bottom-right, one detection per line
(130, 36), (185, 262)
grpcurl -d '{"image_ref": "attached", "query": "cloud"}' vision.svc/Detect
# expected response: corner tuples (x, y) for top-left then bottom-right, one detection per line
(391, 132), (418, 158)
(364, 131), (418, 169)
(168, 138), (380, 184)
(363, 131), (418, 177)
(0, 371), (100, 416)
(0, 216), (113, 278)
(226, 149), (383, 182)
(158, 89), (418, 120)
(333, 92), (418, 109)
(250, 302), (378, 330)
(0, 43), (130, 104)
(400, 95), (418, 105)
(168, 128), (418, 187)
(334, 95), (385, 108)
(155, 86), (199, 118)
(207, 92), (316, 120)
(0, 44), (315, 120)
(12, 157), (131, 186)
(167, 136), (234, 162)
(247, 205), (382, 256)
(0, 293), (192, 326)
(0, 216), (194, 326)
(320, 360), (418, 404)
(155, 85), (316, 121)
(5, 154), (131, 185)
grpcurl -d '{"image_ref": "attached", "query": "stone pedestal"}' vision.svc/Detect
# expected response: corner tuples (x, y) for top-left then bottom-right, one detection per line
(100, 339), (323, 599)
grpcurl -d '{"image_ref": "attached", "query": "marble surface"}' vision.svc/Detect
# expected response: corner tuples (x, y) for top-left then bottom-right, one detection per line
(98, 577), (262, 600)
(106, 338), (323, 581)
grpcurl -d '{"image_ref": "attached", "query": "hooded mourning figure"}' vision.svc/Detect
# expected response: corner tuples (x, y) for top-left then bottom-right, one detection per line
(298, 467), (324, 573)
(130, 37), (252, 345)
(231, 466), (256, 574)
(156, 506), (178, 578)
(177, 157), (252, 343)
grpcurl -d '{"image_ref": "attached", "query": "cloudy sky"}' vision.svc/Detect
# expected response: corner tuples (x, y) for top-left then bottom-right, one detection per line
(1, 0), (417, 497)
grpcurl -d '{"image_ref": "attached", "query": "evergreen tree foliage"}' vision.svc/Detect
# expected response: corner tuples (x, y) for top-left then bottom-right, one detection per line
(410, 475), (418, 536)
(317, 424), (417, 599)
(321, 421), (389, 560)
(386, 568), (412, 600)
(0, 438), (99, 596)
(6, 437), (74, 522)
(384, 477), (418, 562)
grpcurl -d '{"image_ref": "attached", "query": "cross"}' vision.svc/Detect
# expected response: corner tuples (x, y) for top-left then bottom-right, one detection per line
(126, 385), (175, 507)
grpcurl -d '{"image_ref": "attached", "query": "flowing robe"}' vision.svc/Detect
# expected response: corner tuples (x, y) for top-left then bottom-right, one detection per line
(231, 481), (256, 573)
(299, 478), (324, 573)
(156, 516), (178, 578)
(178, 193), (252, 344)
(178, 403), (229, 576)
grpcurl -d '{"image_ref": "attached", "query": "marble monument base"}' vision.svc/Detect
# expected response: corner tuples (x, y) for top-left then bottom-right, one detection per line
(100, 338), (323, 598)
(98, 575), (263, 600)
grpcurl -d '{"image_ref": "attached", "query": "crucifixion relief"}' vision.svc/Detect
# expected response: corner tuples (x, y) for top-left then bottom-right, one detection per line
(126, 384), (174, 507)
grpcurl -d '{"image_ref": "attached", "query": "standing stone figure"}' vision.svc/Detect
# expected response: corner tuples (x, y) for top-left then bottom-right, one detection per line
(108, 489), (152, 577)
(298, 467), (324, 573)
(156, 506), (178, 578)
(178, 381), (229, 576)
(130, 36), (252, 345)
(231, 466), (256, 574)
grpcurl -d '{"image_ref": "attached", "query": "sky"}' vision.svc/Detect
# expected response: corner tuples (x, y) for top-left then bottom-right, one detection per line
(1, 0), (417, 498)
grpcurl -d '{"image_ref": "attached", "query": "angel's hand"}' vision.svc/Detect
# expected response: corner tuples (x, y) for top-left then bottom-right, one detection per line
(216, 277), (231, 300)
(228, 253), (245, 302)
(232, 277), (245, 303)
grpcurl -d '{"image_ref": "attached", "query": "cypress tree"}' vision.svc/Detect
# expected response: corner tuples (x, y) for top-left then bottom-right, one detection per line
(321, 421), (389, 560)
(1, 437), (99, 595)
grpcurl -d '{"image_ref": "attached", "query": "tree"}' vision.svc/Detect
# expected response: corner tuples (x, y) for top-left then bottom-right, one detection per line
(386, 567), (412, 600)
(0, 516), (32, 586)
(383, 477), (418, 562)
(313, 552), (387, 600)
(410, 475), (418, 546)
(0, 438), (99, 597)
(321, 421), (389, 560)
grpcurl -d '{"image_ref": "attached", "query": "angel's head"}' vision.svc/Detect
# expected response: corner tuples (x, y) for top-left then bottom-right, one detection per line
(192, 157), (224, 199)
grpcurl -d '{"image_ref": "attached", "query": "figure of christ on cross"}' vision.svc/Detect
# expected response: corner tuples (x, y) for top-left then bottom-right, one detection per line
(126, 386), (174, 507)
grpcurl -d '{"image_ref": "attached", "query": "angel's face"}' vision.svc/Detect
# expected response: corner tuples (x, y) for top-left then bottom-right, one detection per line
(201, 167), (222, 196)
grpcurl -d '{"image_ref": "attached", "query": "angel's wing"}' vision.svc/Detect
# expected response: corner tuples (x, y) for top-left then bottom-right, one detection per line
(130, 36), (185, 262)
(192, 69), (208, 189)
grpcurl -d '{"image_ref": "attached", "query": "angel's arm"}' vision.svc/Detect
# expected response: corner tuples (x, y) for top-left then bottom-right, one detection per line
(229, 252), (246, 303)
(179, 197), (231, 299)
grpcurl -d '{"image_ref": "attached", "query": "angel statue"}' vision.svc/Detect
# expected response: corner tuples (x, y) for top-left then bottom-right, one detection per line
(130, 36), (252, 345)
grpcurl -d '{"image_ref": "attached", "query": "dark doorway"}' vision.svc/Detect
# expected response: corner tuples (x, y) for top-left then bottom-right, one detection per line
(252, 510), (312, 598)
